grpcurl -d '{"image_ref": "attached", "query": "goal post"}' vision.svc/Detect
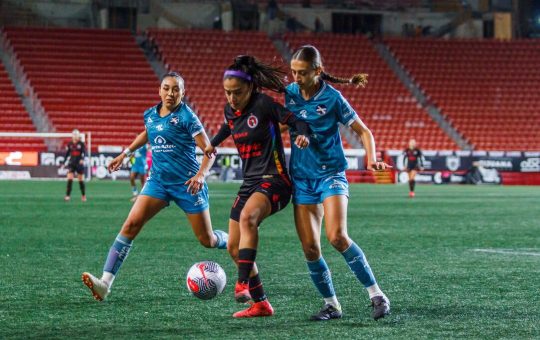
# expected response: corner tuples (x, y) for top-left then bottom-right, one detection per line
(0, 131), (92, 180)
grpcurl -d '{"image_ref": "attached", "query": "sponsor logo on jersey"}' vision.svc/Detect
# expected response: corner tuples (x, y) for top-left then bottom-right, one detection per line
(289, 99), (296, 105)
(169, 116), (179, 126)
(247, 114), (258, 128)
(156, 124), (164, 131)
(147, 117), (153, 123)
(299, 109), (308, 119)
(316, 105), (327, 116)
(154, 135), (166, 144)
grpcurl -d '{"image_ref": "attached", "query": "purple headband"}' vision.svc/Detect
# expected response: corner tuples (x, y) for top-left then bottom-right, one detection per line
(224, 70), (252, 82)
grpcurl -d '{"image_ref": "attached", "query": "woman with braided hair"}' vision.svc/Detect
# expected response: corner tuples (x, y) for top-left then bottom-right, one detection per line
(285, 45), (392, 321)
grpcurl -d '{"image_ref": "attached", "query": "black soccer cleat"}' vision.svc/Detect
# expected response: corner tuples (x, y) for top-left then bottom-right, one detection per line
(310, 304), (343, 321)
(371, 295), (390, 320)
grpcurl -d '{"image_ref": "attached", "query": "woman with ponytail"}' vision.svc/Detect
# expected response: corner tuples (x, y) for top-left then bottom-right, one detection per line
(205, 55), (310, 318)
(285, 45), (392, 321)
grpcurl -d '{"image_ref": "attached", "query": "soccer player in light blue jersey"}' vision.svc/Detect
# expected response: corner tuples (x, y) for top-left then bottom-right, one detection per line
(81, 72), (228, 301)
(285, 45), (392, 321)
(129, 143), (147, 201)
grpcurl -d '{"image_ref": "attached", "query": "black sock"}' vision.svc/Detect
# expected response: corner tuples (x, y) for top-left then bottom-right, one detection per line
(409, 180), (416, 192)
(238, 248), (257, 284)
(79, 181), (85, 196)
(66, 179), (73, 196)
(249, 274), (267, 302)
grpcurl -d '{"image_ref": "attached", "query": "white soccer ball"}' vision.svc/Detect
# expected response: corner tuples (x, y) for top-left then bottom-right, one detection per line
(186, 261), (227, 300)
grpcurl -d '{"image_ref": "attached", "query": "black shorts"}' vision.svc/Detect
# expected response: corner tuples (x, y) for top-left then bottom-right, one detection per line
(406, 161), (419, 171)
(67, 163), (85, 174)
(230, 175), (292, 222)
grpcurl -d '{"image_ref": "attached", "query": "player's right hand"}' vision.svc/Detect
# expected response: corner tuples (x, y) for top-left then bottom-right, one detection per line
(204, 145), (217, 159)
(108, 154), (125, 173)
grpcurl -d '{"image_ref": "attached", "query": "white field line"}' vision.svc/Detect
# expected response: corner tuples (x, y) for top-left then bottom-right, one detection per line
(472, 248), (540, 257)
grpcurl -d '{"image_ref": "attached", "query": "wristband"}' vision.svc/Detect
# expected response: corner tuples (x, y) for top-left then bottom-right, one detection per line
(123, 148), (133, 157)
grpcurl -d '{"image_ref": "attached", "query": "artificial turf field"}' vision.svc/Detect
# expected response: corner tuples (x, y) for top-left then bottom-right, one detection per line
(0, 180), (539, 339)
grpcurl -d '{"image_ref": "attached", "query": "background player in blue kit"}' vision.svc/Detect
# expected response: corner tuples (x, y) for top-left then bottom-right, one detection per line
(129, 143), (147, 201)
(286, 45), (392, 321)
(81, 72), (228, 301)
(206, 55), (309, 318)
(403, 139), (424, 197)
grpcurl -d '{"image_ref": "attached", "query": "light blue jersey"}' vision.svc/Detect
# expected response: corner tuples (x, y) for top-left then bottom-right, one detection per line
(131, 145), (147, 174)
(285, 81), (358, 179)
(144, 102), (204, 185)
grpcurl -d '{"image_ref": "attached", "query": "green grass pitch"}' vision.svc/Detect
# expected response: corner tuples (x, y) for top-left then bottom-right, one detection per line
(1, 180), (539, 339)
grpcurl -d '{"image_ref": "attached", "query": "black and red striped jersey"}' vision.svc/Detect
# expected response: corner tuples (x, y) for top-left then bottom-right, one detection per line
(64, 141), (86, 166)
(211, 92), (307, 180)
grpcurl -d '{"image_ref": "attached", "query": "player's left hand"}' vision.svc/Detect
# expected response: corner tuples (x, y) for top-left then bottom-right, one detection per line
(368, 161), (392, 171)
(294, 135), (310, 149)
(79, 160), (84, 165)
(185, 174), (205, 194)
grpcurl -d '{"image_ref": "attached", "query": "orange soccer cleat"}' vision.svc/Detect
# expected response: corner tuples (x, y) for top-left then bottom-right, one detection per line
(233, 299), (274, 318)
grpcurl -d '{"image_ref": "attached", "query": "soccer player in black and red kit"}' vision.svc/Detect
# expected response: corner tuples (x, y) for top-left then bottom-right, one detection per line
(63, 129), (87, 201)
(205, 55), (310, 318)
(403, 139), (424, 197)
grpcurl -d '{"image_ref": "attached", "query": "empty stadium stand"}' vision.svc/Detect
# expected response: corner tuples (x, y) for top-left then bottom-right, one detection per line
(147, 29), (292, 148)
(283, 33), (458, 150)
(386, 38), (540, 151)
(0, 61), (45, 151)
(3, 27), (157, 150)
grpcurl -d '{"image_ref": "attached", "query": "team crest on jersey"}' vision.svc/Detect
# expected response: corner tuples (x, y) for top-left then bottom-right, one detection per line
(154, 135), (166, 144)
(169, 116), (179, 126)
(299, 109), (308, 119)
(247, 114), (258, 128)
(316, 105), (327, 116)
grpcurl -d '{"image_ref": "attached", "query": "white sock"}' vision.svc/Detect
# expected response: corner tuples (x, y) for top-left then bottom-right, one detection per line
(366, 284), (384, 299)
(323, 296), (341, 309)
(101, 272), (115, 288)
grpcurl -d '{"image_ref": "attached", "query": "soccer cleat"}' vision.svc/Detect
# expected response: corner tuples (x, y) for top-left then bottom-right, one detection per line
(213, 230), (228, 249)
(310, 303), (343, 321)
(234, 281), (251, 303)
(233, 299), (274, 318)
(82, 272), (110, 301)
(64, 196), (71, 202)
(371, 295), (390, 320)
(409, 191), (415, 198)
(81, 195), (87, 202)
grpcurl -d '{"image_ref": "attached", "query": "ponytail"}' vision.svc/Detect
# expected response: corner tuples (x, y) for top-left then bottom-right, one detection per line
(224, 55), (286, 93)
(293, 45), (368, 88)
(321, 71), (368, 88)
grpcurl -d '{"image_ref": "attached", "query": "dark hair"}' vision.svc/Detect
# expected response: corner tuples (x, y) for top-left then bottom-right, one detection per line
(224, 55), (286, 93)
(291, 45), (368, 87)
(161, 71), (185, 90)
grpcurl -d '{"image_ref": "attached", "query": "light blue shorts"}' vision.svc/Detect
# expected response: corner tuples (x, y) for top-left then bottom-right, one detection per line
(140, 177), (209, 214)
(131, 165), (146, 175)
(292, 172), (349, 205)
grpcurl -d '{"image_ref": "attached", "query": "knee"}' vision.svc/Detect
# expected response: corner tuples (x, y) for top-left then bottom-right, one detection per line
(328, 233), (350, 252)
(239, 210), (259, 230)
(121, 218), (143, 239)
